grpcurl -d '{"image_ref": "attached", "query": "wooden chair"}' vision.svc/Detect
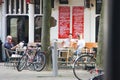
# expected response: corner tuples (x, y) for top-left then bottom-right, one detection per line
(4, 48), (22, 68)
(85, 42), (98, 49)
(84, 42), (98, 57)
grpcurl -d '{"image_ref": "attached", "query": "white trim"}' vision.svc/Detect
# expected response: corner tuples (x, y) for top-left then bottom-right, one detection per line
(2, 0), (6, 42)
(24, 0), (26, 14)
(9, 0), (11, 14)
(19, 0), (21, 14)
(29, 3), (34, 42)
(40, 0), (42, 14)
(14, 0), (16, 14)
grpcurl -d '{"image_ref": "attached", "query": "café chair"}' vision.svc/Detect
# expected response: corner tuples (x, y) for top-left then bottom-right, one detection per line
(4, 48), (22, 68)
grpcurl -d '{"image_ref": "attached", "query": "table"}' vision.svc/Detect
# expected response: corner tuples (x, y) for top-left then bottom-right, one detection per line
(16, 47), (26, 55)
(57, 47), (72, 65)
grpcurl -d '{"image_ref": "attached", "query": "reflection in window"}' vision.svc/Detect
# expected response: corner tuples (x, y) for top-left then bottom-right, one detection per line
(34, 16), (42, 42)
(35, 0), (40, 14)
(95, 16), (100, 42)
(10, 18), (17, 37)
(17, 17), (26, 42)
(34, 0), (43, 14)
(7, 16), (29, 44)
(96, 0), (102, 14)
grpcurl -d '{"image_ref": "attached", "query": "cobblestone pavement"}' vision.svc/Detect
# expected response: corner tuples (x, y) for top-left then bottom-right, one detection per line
(0, 62), (93, 80)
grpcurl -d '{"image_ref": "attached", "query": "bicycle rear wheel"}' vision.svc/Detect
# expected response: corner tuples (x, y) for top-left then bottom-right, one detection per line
(33, 51), (46, 71)
(73, 54), (96, 80)
(16, 54), (28, 71)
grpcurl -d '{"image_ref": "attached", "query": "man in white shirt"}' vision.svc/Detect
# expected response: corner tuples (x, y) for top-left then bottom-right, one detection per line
(62, 33), (74, 48)
(75, 34), (85, 55)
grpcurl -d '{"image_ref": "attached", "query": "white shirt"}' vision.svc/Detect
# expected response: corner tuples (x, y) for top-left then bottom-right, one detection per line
(77, 39), (85, 50)
(63, 39), (74, 47)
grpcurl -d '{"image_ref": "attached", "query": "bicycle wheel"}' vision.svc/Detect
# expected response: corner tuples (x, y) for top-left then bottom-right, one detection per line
(73, 54), (96, 80)
(16, 54), (28, 71)
(27, 63), (35, 71)
(33, 51), (46, 71)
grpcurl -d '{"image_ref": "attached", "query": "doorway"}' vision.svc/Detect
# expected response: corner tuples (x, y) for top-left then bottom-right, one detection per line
(6, 16), (29, 44)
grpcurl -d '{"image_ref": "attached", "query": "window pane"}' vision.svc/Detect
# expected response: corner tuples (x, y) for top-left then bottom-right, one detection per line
(10, 18), (17, 37)
(34, 16), (42, 42)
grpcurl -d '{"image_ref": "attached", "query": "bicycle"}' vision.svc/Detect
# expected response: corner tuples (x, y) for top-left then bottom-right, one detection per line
(72, 47), (96, 80)
(89, 68), (104, 80)
(16, 43), (46, 72)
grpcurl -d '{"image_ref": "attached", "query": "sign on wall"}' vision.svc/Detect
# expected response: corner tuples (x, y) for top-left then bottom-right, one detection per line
(72, 6), (84, 38)
(58, 6), (70, 38)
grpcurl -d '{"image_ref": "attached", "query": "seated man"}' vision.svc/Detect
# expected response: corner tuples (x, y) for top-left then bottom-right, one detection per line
(59, 33), (75, 62)
(4, 35), (18, 56)
(62, 33), (75, 48)
(74, 34), (85, 56)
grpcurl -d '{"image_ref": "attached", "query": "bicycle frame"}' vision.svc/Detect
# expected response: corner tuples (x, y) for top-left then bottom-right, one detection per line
(17, 43), (46, 72)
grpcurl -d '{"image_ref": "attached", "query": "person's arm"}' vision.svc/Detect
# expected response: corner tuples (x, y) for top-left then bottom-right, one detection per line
(11, 44), (19, 50)
(61, 40), (65, 47)
(4, 43), (11, 49)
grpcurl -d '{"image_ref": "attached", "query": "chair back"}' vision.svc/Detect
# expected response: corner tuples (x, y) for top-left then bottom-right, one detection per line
(85, 42), (98, 49)
(4, 48), (18, 61)
(4, 48), (11, 59)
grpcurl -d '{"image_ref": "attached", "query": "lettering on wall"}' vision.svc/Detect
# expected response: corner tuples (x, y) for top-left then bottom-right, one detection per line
(72, 6), (84, 38)
(58, 6), (70, 38)
(58, 6), (84, 39)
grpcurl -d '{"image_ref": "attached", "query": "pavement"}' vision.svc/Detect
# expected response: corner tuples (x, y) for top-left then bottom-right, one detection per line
(0, 62), (94, 80)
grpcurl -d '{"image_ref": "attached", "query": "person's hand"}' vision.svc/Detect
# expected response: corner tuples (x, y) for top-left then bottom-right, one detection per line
(11, 44), (19, 50)
(16, 44), (19, 48)
(61, 41), (64, 46)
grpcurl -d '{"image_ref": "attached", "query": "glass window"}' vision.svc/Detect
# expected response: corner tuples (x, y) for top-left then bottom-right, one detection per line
(34, 16), (42, 42)
(10, 18), (17, 37)
(6, 0), (29, 14)
(96, 0), (102, 14)
(34, 0), (43, 14)
(7, 16), (29, 44)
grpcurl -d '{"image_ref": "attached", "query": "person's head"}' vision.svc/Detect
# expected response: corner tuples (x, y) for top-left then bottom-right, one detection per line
(77, 34), (83, 40)
(68, 33), (72, 39)
(6, 35), (12, 43)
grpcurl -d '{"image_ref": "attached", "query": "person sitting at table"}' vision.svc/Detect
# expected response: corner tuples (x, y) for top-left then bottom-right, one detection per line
(4, 35), (18, 50)
(4, 35), (19, 56)
(60, 33), (75, 62)
(62, 33), (75, 48)
(74, 34), (85, 56)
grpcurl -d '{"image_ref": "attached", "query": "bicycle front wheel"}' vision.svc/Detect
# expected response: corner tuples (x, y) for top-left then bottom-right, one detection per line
(73, 54), (96, 80)
(17, 54), (28, 71)
(33, 51), (46, 71)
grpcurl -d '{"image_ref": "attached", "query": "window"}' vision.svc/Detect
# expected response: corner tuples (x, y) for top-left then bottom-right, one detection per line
(96, 0), (102, 14)
(6, 0), (43, 14)
(34, 16), (42, 42)
(34, 0), (43, 14)
(6, 0), (29, 14)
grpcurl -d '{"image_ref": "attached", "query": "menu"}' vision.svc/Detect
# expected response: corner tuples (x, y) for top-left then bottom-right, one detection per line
(58, 6), (70, 38)
(72, 6), (84, 38)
